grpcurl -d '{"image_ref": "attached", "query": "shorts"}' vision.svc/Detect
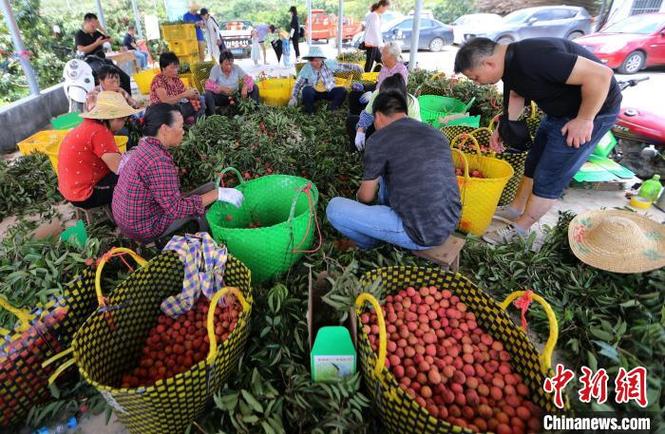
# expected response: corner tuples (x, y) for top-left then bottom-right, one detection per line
(525, 110), (619, 199)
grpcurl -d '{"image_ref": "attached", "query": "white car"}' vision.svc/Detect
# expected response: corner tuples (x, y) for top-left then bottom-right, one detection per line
(451, 13), (502, 45)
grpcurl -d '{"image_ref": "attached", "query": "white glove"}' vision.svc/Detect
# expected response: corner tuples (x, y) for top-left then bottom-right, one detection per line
(288, 97), (298, 107)
(359, 91), (372, 104)
(217, 187), (244, 208)
(354, 131), (366, 151)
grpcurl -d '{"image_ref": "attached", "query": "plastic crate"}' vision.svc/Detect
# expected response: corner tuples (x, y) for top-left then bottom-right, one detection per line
(46, 136), (128, 173)
(258, 78), (295, 106)
(167, 39), (199, 57)
(133, 68), (159, 95)
(51, 112), (83, 130)
(179, 72), (194, 88)
(178, 54), (200, 67)
(17, 130), (69, 156)
(161, 24), (197, 41)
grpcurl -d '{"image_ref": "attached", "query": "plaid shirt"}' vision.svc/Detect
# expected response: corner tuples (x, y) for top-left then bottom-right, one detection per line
(292, 60), (361, 98)
(112, 137), (204, 241)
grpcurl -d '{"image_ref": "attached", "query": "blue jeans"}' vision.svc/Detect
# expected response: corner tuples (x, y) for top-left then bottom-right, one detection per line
(134, 51), (148, 69)
(325, 181), (430, 251)
(526, 110), (619, 199)
(301, 86), (347, 114)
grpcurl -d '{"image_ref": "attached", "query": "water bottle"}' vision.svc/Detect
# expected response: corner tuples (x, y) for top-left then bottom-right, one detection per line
(638, 174), (663, 202)
(34, 416), (78, 434)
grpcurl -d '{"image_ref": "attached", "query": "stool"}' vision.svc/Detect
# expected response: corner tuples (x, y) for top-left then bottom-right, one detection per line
(412, 233), (467, 272)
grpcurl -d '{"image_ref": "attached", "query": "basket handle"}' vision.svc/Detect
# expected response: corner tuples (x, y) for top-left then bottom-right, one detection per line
(95, 248), (148, 308)
(499, 291), (558, 374)
(216, 166), (245, 188)
(354, 292), (387, 377)
(0, 296), (35, 333)
(206, 286), (250, 364)
(450, 133), (482, 156)
(289, 182), (323, 254)
(451, 148), (470, 179)
(530, 100), (538, 120)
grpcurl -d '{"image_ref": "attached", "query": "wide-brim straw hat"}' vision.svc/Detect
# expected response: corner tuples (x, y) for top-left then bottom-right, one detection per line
(302, 46), (327, 60)
(568, 209), (665, 274)
(81, 91), (142, 120)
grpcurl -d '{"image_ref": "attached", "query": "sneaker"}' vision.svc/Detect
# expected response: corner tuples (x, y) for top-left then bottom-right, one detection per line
(482, 224), (527, 245)
(493, 206), (521, 223)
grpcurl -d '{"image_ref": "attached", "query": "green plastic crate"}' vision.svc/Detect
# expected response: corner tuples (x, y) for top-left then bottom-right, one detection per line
(51, 112), (83, 130)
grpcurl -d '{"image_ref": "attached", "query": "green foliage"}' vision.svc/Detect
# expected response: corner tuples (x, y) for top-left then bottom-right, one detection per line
(431, 0), (477, 24)
(0, 153), (62, 220)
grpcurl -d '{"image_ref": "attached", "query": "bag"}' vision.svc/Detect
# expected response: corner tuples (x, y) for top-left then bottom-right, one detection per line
(498, 45), (532, 152)
(355, 266), (565, 434)
(299, 26), (305, 38)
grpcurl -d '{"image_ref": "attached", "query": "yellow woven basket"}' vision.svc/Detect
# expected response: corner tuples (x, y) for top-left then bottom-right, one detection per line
(450, 139), (513, 236)
(45, 248), (253, 434)
(355, 266), (564, 434)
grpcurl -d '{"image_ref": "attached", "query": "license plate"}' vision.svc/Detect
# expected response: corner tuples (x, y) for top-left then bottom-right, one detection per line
(226, 40), (249, 48)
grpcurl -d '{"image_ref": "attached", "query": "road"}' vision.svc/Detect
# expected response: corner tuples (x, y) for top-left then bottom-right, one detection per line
(239, 40), (665, 115)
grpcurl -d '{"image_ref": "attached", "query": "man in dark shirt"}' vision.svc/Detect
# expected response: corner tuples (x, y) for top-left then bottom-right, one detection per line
(454, 37), (621, 244)
(75, 13), (132, 94)
(123, 25), (148, 69)
(326, 91), (461, 251)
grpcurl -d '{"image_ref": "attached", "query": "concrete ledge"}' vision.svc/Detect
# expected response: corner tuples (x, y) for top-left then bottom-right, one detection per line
(0, 84), (69, 154)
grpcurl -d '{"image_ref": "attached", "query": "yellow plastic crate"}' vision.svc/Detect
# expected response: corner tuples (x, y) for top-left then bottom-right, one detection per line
(46, 136), (128, 174)
(160, 24), (197, 41)
(335, 77), (352, 89)
(361, 72), (379, 83)
(178, 53), (200, 66)
(167, 39), (199, 57)
(179, 72), (194, 88)
(133, 68), (159, 95)
(258, 78), (295, 106)
(17, 130), (69, 156)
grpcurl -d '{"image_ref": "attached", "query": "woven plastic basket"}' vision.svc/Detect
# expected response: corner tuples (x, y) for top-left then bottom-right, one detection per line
(355, 266), (564, 434)
(450, 143), (514, 236)
(418, 95), (467, 127)
(206, 168), (319, 284)
(46, 248), (253, 434)
(443, 127), (528, 207)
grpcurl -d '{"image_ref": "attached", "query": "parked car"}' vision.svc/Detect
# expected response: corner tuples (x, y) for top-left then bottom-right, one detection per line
(306, 9), (363, 42)
(465, 6), (592, 43)
(219, 20), (253, 58)
(451, 13), (502, 45)
(383, 17), (454, 52)
(576, 13), (665, 74)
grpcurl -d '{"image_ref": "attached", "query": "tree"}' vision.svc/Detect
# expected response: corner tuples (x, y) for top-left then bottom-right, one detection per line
(431, 0), (477, 24)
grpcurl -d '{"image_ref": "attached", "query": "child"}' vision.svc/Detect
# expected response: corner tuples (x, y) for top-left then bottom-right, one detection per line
(250, 29), (261, 66)
(279, 28), (291, 67)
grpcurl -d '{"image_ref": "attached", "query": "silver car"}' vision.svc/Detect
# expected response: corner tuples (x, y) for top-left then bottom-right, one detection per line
(464, 6), (592, 44)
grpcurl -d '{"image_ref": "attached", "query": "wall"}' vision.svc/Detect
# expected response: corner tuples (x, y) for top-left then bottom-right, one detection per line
(0, 84), (69, 154)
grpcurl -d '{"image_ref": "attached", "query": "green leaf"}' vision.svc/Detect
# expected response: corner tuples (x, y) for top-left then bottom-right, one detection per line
(592, 340), (620, 363)
(241, 389), (264, 413)
(262, 420), (276, 434)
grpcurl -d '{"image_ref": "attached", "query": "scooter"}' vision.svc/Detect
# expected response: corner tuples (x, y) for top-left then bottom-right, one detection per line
(612, 77), (665, 179)
(62, 58), (94, 113)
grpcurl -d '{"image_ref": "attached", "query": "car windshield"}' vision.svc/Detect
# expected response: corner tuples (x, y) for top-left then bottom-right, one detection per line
(602, 15), (664, 34)
(503, 9), (533, 24)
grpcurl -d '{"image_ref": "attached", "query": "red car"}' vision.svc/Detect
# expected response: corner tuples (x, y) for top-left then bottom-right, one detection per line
(576, 13), (665, 74)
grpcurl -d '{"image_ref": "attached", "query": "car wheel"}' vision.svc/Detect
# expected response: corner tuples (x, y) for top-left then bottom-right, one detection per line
(567, 31), (584, 40)
(618, 51), (645, 74)
(496, 35), (514, 44)
(429, 37), (445, 52)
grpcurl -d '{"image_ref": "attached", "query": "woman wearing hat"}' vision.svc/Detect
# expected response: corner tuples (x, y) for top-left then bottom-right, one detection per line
(112, 103), (244, 242)
(57, 91), (141, 209)
(288, 46), (362, 114)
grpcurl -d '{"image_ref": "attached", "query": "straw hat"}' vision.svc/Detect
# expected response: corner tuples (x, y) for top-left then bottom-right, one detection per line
(303, 46), (327, 60)
(81, 91), (142, 120)
(568, 209), (665, 274)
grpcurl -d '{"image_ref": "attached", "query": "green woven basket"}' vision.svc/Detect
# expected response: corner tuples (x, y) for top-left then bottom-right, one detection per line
(418, 95), (467, 127)
(206, 168), (319, 284)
